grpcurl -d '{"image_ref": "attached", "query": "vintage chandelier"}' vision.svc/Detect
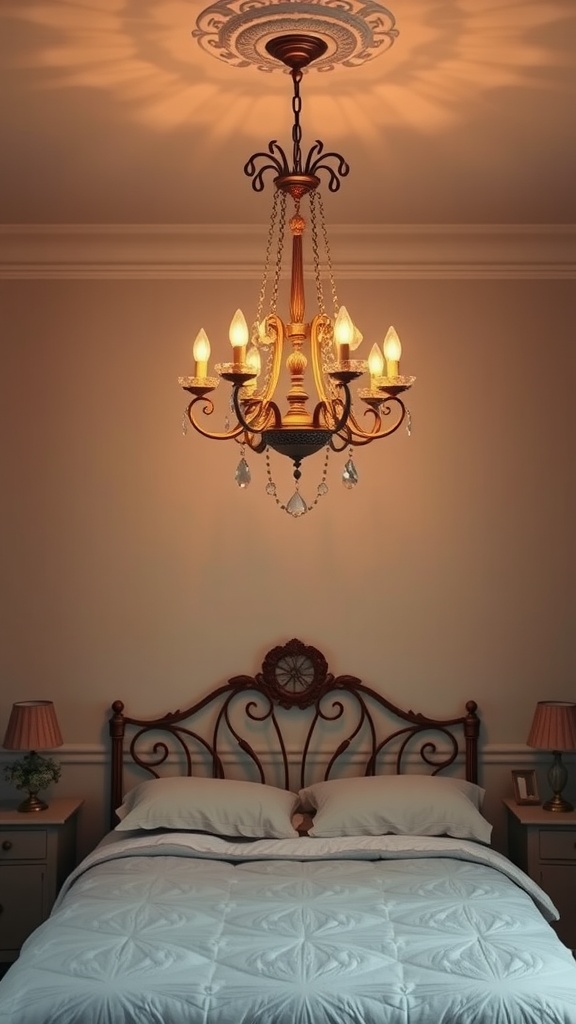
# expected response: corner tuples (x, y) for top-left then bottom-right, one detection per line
(180, 3), (415, 518)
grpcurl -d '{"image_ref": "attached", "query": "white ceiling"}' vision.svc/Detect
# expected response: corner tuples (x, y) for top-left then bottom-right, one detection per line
(1, 0), (576, 227)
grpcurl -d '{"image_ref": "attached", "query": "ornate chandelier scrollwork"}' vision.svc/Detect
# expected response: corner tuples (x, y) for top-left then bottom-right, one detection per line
(180, 21), (415, 517)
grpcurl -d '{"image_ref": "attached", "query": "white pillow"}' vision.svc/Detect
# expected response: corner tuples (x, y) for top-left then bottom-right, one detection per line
(299, 774), (491, 844)
(116, 776), (299, 838)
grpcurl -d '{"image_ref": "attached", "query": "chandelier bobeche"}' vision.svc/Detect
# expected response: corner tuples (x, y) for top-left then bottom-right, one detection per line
(180, 1), (415, 517)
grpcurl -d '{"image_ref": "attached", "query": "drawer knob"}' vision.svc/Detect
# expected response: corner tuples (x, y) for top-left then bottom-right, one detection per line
(1, 840), (12, 851)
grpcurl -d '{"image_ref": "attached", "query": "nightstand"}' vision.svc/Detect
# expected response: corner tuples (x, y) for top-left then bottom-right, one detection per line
(0, 797), (82, 962)
(503, 797), (576, 948)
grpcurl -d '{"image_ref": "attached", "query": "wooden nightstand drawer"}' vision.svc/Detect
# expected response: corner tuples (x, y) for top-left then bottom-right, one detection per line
(539, 830), (576, 862)
(0, 831), (47, 861)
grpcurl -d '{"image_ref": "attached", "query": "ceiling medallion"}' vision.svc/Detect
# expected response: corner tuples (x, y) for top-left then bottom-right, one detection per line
(193, 0), (399, 72)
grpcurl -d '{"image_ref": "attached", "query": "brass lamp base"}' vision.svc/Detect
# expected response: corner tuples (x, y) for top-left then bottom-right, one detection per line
(543, 793), (574, 813)
(543, 750), (574, 812)
(17, 793), (48, 813)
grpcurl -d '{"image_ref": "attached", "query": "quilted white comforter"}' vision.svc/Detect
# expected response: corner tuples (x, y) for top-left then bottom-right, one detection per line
(1, 832), (575, 1023)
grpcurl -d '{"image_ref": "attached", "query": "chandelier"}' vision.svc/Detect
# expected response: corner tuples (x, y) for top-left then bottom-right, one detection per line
(180, 1), (415, 518)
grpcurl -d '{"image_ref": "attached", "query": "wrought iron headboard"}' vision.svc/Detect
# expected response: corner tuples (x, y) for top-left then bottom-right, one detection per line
(109, 638), (480, 828)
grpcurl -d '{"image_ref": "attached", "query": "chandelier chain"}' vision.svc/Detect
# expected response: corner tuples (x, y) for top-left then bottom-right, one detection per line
(291, 69), (303, 173)
(316, 190), (339, 315)
(270, 192), (287, 315)
(311, 191), (339, 392)
(265, 446), (330, 516)
(256, 189), (280, 322)
(309, 191), (326, 315)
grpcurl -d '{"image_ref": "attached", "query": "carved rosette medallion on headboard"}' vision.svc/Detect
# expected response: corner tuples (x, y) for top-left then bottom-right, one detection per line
(260, 638), (330, 709)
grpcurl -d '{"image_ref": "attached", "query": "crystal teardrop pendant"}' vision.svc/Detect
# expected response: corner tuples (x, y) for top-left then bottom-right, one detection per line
(286, 491), (307, 517)
(235, 457), (251, 488)
(342, 458), (358, 489)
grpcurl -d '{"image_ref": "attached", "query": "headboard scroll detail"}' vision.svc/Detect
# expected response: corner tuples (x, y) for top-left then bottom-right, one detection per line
(109, 638), (480, 827)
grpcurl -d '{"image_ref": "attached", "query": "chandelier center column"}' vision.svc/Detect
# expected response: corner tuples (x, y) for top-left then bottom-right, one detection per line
(284, 210), (311, 427)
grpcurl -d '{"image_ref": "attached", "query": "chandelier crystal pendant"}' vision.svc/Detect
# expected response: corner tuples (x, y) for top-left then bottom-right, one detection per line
(180, 14), (415, 518)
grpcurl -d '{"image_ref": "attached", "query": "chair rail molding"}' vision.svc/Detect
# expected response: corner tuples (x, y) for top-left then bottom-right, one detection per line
(0, 744), (568, 767)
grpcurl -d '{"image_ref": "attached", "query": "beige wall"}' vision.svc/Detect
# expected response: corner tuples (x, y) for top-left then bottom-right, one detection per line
(1, 273), (575, 858)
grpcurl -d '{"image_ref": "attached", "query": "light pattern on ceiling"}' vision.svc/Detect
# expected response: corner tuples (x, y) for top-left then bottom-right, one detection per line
(2, 0), (572, 139)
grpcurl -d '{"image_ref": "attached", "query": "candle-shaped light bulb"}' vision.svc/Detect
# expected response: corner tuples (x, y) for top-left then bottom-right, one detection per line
(193, 328), (211, 379)
(368, 342), (384, 384)
(350, 324), (363, 351)
(383, 325), (402, 377)
(245, 344), (261, 394)
(334, 306), (354, 362)
(229, 308), (249, 367)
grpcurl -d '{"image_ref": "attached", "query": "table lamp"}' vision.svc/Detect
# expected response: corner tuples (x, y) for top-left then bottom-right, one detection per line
(3, 700), (63, 812)
(527, 700), (576, 812)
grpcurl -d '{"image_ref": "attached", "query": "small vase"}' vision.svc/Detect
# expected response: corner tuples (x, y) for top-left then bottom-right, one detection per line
(18, 789), (48, 813)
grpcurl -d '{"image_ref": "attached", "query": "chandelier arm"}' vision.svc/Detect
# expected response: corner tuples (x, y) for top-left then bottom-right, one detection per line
(310, 313), (334, 408)
(341, 404), (386, 437)
(258, 313), (285, 404)
(238, 397), (280, 434)
(336, 398), (407, 446)
(329, 431), (351, 453)
(185, 399), (246, 442)
(312, 383), (352, 434)
(232, 386), (282, 436)
(242, 433), (268, 454)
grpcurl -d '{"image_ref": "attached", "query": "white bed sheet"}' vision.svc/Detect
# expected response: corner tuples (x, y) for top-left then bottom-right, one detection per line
(1, 833), (575, 1024)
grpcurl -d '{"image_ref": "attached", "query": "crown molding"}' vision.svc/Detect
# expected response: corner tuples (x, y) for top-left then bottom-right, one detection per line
(0, 224), (574, 280)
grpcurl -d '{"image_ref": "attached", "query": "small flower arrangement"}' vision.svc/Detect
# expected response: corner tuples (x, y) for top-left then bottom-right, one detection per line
(4, 751), (61, 797)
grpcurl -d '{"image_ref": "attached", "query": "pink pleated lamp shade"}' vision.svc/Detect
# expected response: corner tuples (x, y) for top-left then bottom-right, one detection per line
(2, 700), (63, 751)
(527, 701), (576, 752)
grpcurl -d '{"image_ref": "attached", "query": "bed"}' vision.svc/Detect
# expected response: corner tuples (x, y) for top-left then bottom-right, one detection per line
(1, 638), (576, 1024)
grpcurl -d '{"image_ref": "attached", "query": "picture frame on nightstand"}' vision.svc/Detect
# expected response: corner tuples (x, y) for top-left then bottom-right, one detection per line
(511, 769), (540, 805)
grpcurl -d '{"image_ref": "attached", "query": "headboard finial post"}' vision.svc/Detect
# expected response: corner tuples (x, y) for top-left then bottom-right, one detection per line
(109, 700), (126, 827)
(464, 700), (480, 784)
